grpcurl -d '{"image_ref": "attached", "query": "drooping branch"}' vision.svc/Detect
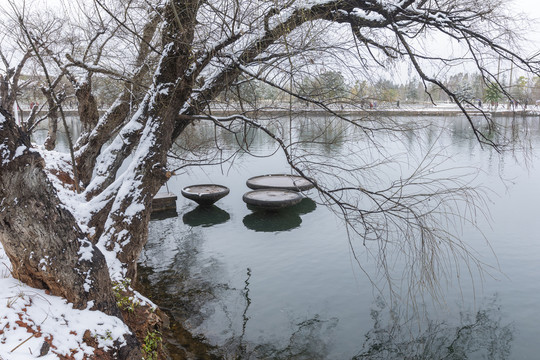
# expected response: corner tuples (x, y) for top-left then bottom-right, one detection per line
(186, 110), (488, 301)
(393, 26), (497, 149)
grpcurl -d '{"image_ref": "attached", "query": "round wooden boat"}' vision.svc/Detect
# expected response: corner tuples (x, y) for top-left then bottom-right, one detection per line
(246, 174), (314, 191)
(242, 189), (303, 209)
(181, 184), (230, 206)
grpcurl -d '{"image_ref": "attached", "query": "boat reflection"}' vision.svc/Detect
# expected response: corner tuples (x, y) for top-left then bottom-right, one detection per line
(243, 211), (302, 232)
(243, 198), (317, 232)
(182, 205), (231, 227)
(291, 197), (317, 215)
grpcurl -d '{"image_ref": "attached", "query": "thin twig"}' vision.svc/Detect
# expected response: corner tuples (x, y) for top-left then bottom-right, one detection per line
(10, 333), (36, 353)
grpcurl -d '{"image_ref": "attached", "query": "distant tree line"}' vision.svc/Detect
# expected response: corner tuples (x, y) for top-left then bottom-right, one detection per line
(14, 70), (540, 111)
(211, 70), (540, 107)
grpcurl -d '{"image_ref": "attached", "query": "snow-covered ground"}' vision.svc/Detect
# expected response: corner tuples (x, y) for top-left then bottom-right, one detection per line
(0, 242), (131, 360)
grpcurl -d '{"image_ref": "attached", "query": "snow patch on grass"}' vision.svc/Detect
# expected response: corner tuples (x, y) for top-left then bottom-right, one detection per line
(0, 243), (131, 359)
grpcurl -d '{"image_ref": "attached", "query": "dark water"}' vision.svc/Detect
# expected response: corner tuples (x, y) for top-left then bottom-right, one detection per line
(36, 114), (540, 359)
(138, 115), (540, 359)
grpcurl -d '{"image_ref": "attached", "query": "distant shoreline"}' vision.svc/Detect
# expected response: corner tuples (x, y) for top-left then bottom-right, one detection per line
(209, 108), (540, 117)
(18, 106), (540, 118)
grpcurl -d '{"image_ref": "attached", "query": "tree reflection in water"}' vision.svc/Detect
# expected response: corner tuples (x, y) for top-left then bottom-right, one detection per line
(220, 267), (338, 360)
(354, 296), (513, 360)
(245, 316), (339, 360)
(140, 212), (514, 359)
(138, 229), (339, 359)
(222, 294), (513, 360)
(141, 255), (513, 359)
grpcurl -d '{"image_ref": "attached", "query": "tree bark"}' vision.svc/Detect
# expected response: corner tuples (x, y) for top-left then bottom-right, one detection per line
(75, 95), (133, 188)
(0, 106), (114, 310)
(76, 81), (100, 134)
(92, 0), (201, 281)
(42, 87), (59, 150)
(0, 50), (32, 111)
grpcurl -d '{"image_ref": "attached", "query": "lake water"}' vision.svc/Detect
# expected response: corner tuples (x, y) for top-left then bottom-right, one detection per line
(36, 114), (540, 359)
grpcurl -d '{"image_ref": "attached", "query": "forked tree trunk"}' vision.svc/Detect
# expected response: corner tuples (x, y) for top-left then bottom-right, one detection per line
(0, 106), (140, 358)
(75, 98), (132, 187)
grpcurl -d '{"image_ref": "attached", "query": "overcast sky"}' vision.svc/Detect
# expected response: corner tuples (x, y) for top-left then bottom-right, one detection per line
(513, 0), (540, 42)
(2, 0), (540, 83)
(515, 0), (540, 13)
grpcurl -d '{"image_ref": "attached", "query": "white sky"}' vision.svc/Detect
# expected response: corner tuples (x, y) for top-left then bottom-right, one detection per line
(3, 0), (540, 45)
(2, 0), (540, 83)
(513, 0), (540, 44)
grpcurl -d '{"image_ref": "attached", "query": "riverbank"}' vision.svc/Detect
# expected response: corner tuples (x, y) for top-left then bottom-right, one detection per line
(135, 270), (222, 360)
(0, 243), (130, 359)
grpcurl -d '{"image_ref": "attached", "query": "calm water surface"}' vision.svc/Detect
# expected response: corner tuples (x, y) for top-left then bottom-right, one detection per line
(42, 114), (538, 359)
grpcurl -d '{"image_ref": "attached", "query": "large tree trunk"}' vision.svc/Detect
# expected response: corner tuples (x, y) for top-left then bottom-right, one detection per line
(85, 0), (201, 282)
(0, 106), (141, 358)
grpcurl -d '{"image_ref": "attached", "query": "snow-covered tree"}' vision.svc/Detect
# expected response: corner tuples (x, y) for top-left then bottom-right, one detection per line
(1, 0), (539, 356)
